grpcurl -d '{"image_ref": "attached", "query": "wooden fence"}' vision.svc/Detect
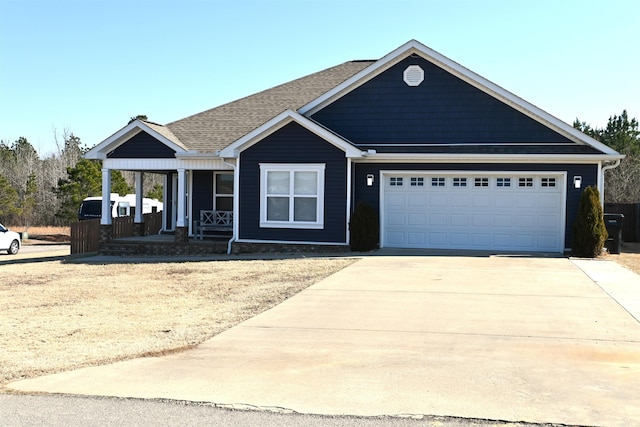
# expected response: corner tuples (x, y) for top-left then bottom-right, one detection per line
(71, 212), (164, 254)
(70, 218), (100, 254)
(605, 203), (640, 242)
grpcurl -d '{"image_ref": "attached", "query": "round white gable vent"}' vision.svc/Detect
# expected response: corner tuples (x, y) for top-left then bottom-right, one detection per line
(403, 65), (424, 86)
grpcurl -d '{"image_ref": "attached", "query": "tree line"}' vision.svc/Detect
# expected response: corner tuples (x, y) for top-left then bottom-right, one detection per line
(573, 110), (640, 203)
(0, 130), (162, 230)
(0, 111), (638, 231)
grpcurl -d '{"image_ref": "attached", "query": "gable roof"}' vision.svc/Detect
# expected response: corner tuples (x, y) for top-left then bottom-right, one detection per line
(88, 40), (622, 161)
(85, 119), (187, 160)
(300, 40), (621, 157)
(165, 61), (374, 153)
(218, 109), (363, 158)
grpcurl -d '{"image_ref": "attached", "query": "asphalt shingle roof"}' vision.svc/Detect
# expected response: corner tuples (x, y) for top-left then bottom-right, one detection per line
(165, 61), (374, 152)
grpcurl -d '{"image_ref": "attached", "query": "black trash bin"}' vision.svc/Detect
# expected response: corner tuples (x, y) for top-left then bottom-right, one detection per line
(604, 213), (624, 254)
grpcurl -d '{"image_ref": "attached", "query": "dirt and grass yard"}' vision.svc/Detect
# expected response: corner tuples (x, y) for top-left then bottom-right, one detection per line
(2, 227), (639, 391)
(0, 251), (356, 388)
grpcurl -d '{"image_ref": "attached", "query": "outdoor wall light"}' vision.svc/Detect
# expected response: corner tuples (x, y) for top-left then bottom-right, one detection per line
(574, 176), (582, 189)
(366, 174), (374, 187)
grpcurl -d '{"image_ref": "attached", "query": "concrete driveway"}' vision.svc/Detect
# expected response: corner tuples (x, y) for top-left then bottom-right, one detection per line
(8, 252), (640, 426)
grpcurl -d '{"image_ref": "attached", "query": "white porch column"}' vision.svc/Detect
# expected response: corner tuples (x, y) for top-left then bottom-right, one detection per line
(176, 168), (186, 228)
(134, 171), (144, 223)
(101, 168), (112, 225)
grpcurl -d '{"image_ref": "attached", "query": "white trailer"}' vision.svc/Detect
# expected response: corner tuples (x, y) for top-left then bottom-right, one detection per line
(78, 193), (163, 220)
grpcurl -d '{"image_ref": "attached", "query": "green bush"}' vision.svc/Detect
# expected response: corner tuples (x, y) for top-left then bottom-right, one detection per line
(350, 202), (379, 251)
(572, 186), (608, 257)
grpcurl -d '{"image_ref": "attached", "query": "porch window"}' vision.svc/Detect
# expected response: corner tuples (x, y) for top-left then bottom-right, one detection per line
(260, 164), (325, 229)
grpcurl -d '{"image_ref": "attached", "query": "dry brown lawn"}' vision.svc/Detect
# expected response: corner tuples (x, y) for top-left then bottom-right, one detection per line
(0, 256), (356, 388)
(606, 241), (640, 274)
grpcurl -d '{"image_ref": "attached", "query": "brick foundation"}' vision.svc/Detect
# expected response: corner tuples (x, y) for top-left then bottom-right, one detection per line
(174, 226), (189, 243)
(133, 222), (145, 237)
(99, 224), (112, 242)
(100, 240), (228, 256)
(231, 242), (350, 255)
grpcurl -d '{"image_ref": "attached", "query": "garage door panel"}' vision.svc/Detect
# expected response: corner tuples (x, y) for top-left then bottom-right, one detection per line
(383, 173), (564, 252)
(387, 213), (405, 226)
(537, 234), (559, 250)
(514, 215), (535, 227)
(494, 195), (514, 208)
(407, 194), (426, 207)
(471, 233), (492, 246)
(515, 195), (536, 209)
(429, 194), (448, 207)
(429, 232), (447, 245)
(472, 195), (491, 207)
(386, 231), (405, 245)
(513, 234), (536, 249)
(472, 215), (492, 227)
(429, 214), (448, 226)
(451, 214), (469, 226)
(407, 233), (426, 245)
(407, 213), (426, 225)
(450, 194), (470, 207)
(494, 234), (514, 247)
(538, 194), (561, 208)
(450, 234), (469, 246)
(387, 194), (406, 207)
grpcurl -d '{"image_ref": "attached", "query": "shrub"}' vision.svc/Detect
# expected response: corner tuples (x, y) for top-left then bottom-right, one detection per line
(572, 186), (608, 257)
(350, 202), (379, 251)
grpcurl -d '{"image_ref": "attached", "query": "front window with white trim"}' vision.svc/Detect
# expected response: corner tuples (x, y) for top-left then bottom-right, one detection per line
(260, 164), (324, 229)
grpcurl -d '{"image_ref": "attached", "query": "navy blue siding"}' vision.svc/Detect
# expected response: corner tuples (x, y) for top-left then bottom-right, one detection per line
(354, 163), (599, 249)
(312, 56), (573, 145)
(108, 131), (176, 158)
(239, 122), (347, 243)
(192, 171), (214, 228)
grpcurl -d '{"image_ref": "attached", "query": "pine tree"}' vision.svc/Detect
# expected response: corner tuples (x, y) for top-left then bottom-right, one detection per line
(572, 186), (608, 257)
(350, 202), (379, 251)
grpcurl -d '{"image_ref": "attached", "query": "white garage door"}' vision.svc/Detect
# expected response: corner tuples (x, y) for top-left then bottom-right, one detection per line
(382, 172), (565, 252)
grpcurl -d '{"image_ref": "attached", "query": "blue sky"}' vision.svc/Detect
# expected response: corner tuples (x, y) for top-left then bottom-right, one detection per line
(1, 0), (638, 156)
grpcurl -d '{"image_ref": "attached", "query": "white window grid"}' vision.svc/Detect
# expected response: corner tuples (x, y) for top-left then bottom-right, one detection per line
(541, 177), (556, 187)
(497, 177), (511, 187)
(390, 177), (403, 186)
(431, 177), (446, 187)
(453, 177), (467, 187)
(519, 177), (534, 187)
(474, 177), (489, 187)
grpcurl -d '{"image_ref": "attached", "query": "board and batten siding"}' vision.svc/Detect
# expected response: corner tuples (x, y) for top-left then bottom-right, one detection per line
(353, 163), (598, 250)
(238, 122), (348, 243)
(311, 56), (573, 145)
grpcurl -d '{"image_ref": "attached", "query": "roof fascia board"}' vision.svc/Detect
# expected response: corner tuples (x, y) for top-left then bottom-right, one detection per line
(356, 153), (624, 164)
(219, 110), (363, 158)
(84, 120), (187, 160)
(299, 39), (620, 156)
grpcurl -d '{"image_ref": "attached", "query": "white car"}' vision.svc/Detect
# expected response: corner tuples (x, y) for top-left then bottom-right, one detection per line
(0, 222), (21, 255)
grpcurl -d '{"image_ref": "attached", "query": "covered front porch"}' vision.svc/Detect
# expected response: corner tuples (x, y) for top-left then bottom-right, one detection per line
(83, 119), (237, 253)
(96, 167), (235, 247)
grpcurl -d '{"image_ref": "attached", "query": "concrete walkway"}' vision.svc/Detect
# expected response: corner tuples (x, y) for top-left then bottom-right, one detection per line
(8, 253), (640, 426)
